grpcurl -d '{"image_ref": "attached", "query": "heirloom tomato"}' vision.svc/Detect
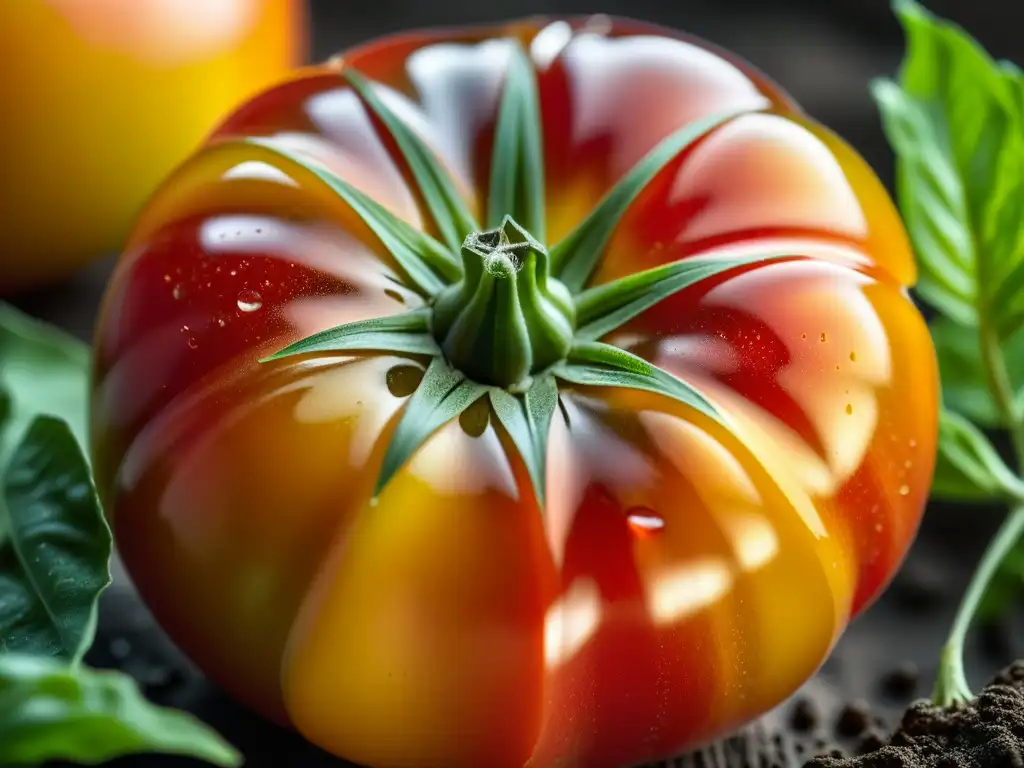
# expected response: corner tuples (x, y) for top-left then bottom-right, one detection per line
(90, 14), (938, 768)
(0, 0), (305, 293)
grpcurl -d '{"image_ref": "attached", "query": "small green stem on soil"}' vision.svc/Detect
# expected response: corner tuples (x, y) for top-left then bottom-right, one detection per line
(934, 317), (1024, 707)
(934, 503), (1024, 706)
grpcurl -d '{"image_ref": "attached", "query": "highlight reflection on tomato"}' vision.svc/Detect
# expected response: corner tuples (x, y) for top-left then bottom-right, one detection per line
(0, 0), (305, 293)
(90, 15), (939, 768)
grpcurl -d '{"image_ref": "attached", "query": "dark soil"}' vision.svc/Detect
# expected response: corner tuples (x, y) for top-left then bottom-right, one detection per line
(806, 663), (1024, 768)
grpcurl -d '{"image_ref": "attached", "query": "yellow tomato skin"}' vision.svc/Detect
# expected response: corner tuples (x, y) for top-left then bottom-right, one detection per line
(0, 0), (305, 293)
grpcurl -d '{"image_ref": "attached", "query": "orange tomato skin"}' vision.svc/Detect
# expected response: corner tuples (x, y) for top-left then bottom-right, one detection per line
(0, 0), (305, 293)
(90, 17), (938, 768)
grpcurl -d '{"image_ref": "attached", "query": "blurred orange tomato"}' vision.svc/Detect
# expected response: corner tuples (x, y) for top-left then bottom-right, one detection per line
(0, 0), (306, 293)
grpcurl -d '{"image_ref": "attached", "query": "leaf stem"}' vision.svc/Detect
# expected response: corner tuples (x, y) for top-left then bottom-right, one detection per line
(980, 317), (1024, 463)
(935, 503), (1024, 706)
(935, 318), (1024, 707)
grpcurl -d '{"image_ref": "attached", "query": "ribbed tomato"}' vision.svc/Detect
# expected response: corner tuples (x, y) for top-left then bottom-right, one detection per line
(0, 0), (305, 293)
(90, 15), (938, 768)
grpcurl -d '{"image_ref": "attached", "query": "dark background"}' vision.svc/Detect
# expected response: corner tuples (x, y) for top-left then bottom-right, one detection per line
(16, 0), (1024, 766)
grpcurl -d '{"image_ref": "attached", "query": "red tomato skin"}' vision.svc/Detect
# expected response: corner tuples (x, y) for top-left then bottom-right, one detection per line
(91, 16), (937, 768)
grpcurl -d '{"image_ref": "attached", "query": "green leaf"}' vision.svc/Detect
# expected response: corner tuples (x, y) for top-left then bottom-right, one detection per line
(487, 41), (545, 240)
(874, 0), (1024, 330)
(550, 109), (750, 292)
(244, 138), (459, 295)
(931, 317), (1024, 427)
(932, 409), (1024, 502)
(489, 376), (557, 507)
(0, 303), (90, 469)
(574, 251), (792, 341)
(374, 358), (488, 498)
(557, 342), (721, 422)
(260, 309), (438, 362)
(0, 417), (110, 662)
(346, 69), (479, 254)
(0, 654), (240, 766)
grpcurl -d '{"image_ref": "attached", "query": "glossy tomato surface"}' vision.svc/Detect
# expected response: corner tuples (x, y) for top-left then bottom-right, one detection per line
(0, 0), (305, 292)
(91, 16), (938, 768)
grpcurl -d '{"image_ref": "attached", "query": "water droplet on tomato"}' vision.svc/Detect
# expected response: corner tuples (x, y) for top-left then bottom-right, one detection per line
(909, 439), (917, 449)
(899, 484), (910, 496)
(163, 274), (172, 283)
(626, 508), (665, 534)
(172, 284), (184, 300)
(109, 637), (132, 660)
(236, 289), (263, 313)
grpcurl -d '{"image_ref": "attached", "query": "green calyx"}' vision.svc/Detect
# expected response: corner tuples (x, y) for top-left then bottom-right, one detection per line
(433, 217), (574, 389)
(255, 40), (786, 506)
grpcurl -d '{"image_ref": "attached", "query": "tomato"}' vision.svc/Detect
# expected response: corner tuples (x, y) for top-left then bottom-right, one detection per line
(90, 15), (939, 768)
(0, 0), (305, 293)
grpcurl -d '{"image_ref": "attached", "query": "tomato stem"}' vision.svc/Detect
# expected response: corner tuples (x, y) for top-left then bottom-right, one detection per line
(432, 216), (575, 389)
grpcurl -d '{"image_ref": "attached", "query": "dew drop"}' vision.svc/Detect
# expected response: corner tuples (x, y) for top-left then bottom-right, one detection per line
(845, 403), (853, 415)
(230, 270), (237, 277)
(909, 439), (917, 449)
(904, 459), (913, 469)
(874, 523), (884, 533)
(108, 638), (132, 661)
(626, 507), (665, 534)
(163, 274), (172, 283)
(187, 336), (198, 349)
(215, 314), (227, 328)
(236, 289), (263, 313)
(386, 365), (424, 397)
(172, 285), (184, 300)
(899, 484), (910, 496)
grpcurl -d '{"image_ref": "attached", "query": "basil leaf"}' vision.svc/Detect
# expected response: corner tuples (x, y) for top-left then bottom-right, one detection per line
(489, 376), (557, 507)
(932, 317), (1024, 427)
(550, 109), (749, 292)
(557, 342), (720, 422)
(244, 138), (459, 295)
(487, 41), (545, 240)
(932, 409), (1024, 502)
(0, 303), (89, 469)
(0, 654), (240, 766)
(874, 0), (1024, 330)
(0, 416), (110, 662)
(574, 252), (791, 341)
(375, 358), (488, 498)
(260, 309), (438, 362)
(346, 69), (479, 254)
